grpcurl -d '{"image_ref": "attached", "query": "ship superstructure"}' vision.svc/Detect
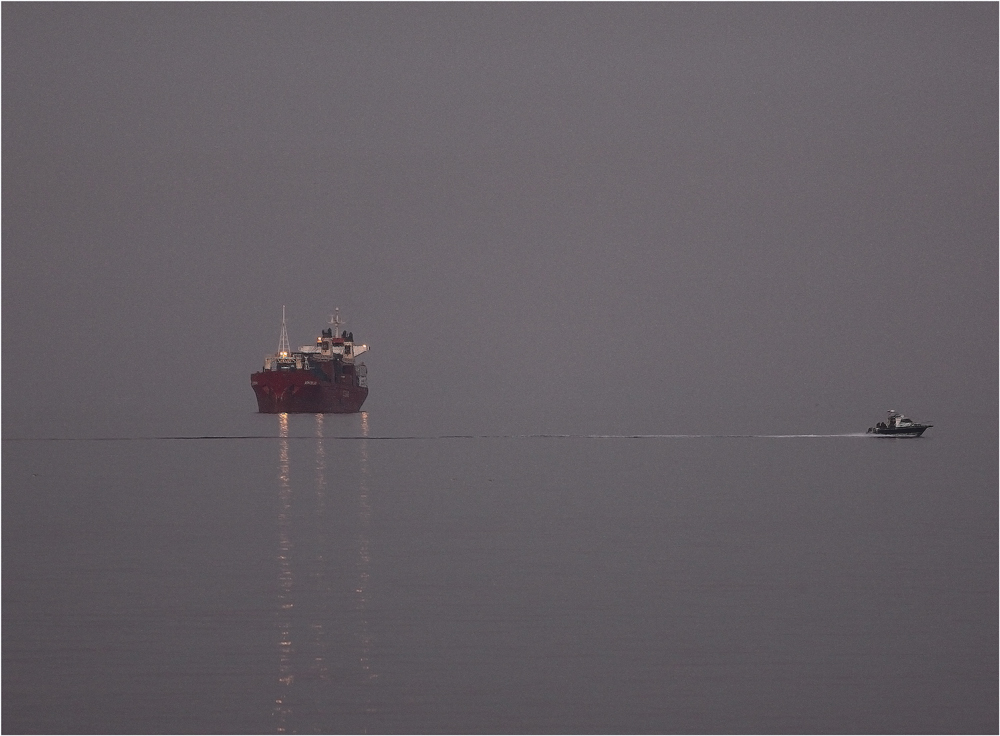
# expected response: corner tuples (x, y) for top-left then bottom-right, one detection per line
(251, 308), (369, 413)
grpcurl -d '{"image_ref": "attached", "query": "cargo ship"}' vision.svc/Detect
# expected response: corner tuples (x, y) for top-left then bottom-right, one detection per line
(251, 308), (369, 413)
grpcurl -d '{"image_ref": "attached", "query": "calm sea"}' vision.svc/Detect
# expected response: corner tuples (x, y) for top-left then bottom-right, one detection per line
(3, 412), (996, 734)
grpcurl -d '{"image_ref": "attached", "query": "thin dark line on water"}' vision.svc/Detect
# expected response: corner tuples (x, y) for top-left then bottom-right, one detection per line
(3, 433), (874, 442)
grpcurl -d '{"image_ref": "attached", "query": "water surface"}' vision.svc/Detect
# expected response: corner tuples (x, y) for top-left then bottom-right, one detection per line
(3, 414), (996, 733)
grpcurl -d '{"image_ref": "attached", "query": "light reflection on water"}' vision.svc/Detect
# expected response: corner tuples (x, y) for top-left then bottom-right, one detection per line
(308, 414), (329, 689)
(272, 411), (373, 733)
(356, 412), (376, 713)
(274, 413), (293, 732)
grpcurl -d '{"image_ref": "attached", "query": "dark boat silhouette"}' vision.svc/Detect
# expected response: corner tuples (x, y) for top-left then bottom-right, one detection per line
(867, 410), (932, 437)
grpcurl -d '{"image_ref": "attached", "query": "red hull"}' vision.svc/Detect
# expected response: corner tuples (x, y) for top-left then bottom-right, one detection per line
(251, 369), (368, 413)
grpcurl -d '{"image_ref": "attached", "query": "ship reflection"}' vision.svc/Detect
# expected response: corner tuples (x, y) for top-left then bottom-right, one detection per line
(274, 413), (293, 733)
(271, 411), (375, 733)
(309, 413), (329, 686)
(356, 412), (376, 706)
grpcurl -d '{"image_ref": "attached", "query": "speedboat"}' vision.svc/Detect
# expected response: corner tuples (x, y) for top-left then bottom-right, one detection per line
(867, 410), (932, 437)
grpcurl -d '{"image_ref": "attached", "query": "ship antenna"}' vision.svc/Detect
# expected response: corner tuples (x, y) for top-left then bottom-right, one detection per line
(329, 308), (344, 337)
(278, 306), (290, 357)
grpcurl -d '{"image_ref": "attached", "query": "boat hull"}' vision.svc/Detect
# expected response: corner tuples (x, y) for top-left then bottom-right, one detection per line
(251, 370), (368, 413)
(867, 425), (931, 437)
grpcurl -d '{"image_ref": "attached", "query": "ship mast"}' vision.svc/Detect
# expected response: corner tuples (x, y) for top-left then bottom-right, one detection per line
(278, 306), (290, 357)
(329, 308), (344, 338)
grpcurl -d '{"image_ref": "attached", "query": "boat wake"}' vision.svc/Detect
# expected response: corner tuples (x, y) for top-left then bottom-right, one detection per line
(4, 433), (874, 442)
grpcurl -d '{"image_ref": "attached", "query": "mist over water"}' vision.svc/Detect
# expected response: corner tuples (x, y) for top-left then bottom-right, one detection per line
(4, 3), (997, 734)
(3, 3), (998, 443)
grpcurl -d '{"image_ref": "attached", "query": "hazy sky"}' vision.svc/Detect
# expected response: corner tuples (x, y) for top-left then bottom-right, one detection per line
(3, 3), (997, 436)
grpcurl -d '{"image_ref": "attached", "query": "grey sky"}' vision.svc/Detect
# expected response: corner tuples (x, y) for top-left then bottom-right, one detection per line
(3, 3), (996, 436)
